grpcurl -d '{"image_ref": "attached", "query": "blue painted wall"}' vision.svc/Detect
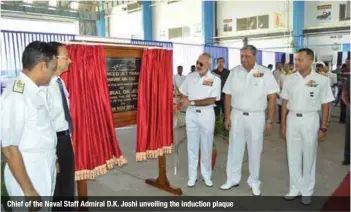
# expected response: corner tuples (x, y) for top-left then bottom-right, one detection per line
(202, 0), (215, 45)
(293, 0), (304, 50)
(96, 0), (106, 37)
(141, 1), (153, 40)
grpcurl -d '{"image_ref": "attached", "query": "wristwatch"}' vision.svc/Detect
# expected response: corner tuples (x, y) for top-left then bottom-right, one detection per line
(190, 101), (195, 106)
(319, 128), (327, 133)
(266, 120), (273, 124)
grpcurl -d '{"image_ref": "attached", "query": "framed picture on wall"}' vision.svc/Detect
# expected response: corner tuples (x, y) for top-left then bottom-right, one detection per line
(258, 15), (269, 29)
(223, 18), (233, 32)
(247, 17), (257, 30)
(236, 18), (247, 31)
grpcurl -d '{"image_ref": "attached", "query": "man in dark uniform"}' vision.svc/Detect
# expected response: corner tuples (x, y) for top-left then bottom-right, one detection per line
(212, 57), (230, 116)
(342, 63), (350, 165)
(191, 65), (196, 73)
(340, 58), (350, 123)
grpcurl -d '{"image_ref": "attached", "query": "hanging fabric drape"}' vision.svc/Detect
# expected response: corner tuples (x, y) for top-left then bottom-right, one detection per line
(61, 44), (126, 181)
(136, 49), (174, 161)
(173, 43), (203, 75)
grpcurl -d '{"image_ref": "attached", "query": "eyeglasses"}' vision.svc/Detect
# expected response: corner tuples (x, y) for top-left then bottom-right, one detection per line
(196, 61), (203, 67)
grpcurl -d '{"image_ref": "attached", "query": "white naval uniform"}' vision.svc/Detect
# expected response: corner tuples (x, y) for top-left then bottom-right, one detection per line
(1, 73), (57, 210)
(277, 72), (291, 105)
(179, 71), (221, 181)
(173, 74), (186, 90)
(280, 70), (334, 196)
(222, 64), (279, 190)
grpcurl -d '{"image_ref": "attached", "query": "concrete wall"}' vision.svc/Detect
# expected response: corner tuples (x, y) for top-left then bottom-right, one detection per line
(304, 1), (350, 29)
(152, 0), (203, 43)
(216, 0), (294, 51)
(108, 5), (143, 39)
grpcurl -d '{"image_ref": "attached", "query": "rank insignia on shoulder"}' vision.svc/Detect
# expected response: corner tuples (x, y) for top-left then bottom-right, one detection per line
(13, 80), (25, 93)
(211, 72), (220, 78)
(318, 72), (328, 77)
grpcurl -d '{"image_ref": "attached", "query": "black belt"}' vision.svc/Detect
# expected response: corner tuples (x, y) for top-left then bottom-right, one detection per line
(57, 130), (69, 137)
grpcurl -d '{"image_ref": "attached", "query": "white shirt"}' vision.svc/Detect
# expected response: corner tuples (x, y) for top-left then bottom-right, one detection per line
(179, 70), (221, 109)
(1, 72), (57, 152)
(277, 72), (292, 105)
(223, 64), (280, 112)
(273, 69), (282, 83)
(173, 74), (186, 89)
(280, 71), (335, 113)
(45, 75), (70, 132)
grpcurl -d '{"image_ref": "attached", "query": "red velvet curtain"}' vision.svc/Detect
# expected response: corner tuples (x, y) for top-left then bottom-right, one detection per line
(136, 49), (174, 161)
(61, 45), (126, 180)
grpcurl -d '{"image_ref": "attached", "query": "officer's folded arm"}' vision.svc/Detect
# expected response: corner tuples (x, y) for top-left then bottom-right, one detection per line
(2, 145), (37, 195)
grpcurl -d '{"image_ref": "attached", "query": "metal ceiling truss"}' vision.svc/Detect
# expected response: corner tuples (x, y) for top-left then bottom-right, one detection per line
(1, 0), (102, 20)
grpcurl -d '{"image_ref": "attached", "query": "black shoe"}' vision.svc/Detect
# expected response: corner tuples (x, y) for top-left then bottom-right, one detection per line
(342, 160), (350, 165)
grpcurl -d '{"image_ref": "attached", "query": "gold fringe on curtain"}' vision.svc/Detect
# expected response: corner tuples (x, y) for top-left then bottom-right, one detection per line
(74, 155), (127, 181)
(135, 146), (173, 162)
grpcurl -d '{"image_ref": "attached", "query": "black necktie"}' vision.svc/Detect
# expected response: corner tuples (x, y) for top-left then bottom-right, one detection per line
(57, 78), (73, 134)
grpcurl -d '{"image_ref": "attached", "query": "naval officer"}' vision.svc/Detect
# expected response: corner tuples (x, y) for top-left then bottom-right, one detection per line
(221, 45), (279, 196)
(179, 53), (221, 187)
(1, 41), (58, 211)
(280, 48), (334, 205)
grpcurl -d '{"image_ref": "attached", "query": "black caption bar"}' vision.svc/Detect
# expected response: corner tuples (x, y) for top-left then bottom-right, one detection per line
(1, 196), (349, 211)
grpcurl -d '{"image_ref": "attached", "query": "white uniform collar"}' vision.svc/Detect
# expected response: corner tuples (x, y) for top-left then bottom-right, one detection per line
(195, 70), (211, 78)
(19, 72), (40, 96)
(243, 63), (259, 74)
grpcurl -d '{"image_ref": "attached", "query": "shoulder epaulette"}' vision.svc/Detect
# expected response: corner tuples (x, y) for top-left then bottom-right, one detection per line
(317, 72), (328, 77)
(12, 80), (25, 94)
(211, 72), (220, 78)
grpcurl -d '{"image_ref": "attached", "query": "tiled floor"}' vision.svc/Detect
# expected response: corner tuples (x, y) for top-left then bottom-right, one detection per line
(86, 107), (349, 201)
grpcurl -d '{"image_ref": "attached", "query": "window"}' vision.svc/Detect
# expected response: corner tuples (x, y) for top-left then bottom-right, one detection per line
(339, 1), (350, 21)
(70, 1), (79, 10)
(22, 0), (32, 3)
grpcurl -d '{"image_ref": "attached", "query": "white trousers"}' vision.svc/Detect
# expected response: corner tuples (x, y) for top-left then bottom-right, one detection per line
(185, 107), (215, 180)
(5, 150), (56, 212)
(286, 111), (319, 196)
(225, 109), (265, 189)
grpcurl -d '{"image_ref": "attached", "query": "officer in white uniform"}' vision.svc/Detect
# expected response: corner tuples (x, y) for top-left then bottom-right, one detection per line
(280, 48), (334, 205)
(179, 53), (221, 187)
(1, 41), (58, 211)
(221, 45), (279, 196)
(277, 63), (294, 123)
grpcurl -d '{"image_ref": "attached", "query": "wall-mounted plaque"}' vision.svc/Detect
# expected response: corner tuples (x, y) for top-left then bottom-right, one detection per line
(106, 58), (141, 113)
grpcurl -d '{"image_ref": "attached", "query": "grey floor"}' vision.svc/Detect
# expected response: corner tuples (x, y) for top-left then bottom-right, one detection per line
(86, 107), (349, 199)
